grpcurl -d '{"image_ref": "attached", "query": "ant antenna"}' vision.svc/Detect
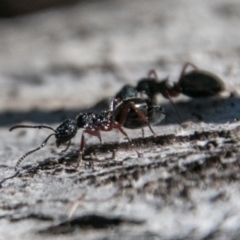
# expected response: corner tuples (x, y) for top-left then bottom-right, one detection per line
(14, 133), (56, 171)
(10, 125), (56, 132)
(10, 124), (57, 171)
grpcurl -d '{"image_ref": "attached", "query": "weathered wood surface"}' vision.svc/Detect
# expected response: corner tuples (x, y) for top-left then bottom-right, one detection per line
(1, 0), (240, 239)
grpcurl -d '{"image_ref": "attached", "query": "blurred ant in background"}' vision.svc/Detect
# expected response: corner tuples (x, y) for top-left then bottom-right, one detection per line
(136, 62), (225, 99)
(116, 62), (225, 121)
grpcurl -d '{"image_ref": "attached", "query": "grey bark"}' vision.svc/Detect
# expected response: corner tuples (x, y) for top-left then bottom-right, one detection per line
(0, 0), (240, 239)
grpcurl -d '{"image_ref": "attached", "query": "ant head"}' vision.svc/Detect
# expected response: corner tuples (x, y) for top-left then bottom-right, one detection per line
(55, 119), (78, 147)
(9, 119), (78, 171)
(115, 85), (138, 100)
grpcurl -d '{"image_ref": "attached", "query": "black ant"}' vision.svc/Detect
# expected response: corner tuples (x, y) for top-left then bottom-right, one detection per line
(10, 98), (165, 171)
(135, 62), (225, 120)
(136, 62), (225, 99)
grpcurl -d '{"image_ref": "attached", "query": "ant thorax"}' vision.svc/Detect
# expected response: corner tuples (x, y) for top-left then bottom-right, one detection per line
(115, 85), (138, 101)
(76, 112), (113, 130)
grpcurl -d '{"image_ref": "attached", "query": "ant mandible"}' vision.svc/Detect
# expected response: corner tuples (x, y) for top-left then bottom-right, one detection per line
(10, 98), (165, 171)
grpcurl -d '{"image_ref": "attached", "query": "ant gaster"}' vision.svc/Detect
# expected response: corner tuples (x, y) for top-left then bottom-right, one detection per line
(114, 84), (164, 136)
(10, 98), (165, 171)
(115, 85), (138, 101)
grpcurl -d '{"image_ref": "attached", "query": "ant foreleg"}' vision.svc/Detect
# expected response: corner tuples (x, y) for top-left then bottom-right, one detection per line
(75, 129), (102, 168)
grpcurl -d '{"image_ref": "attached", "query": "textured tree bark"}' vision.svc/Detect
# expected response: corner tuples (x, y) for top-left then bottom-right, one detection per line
(0, 0), (240, 239)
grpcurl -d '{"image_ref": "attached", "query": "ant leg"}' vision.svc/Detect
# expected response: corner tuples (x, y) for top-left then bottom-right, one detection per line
(130, 102), (156, 137)
(164, 91), (182, 123)
(85, 129), (102, 144)
(148, 69), (158, 80)
(113, 122), (141, 157)
(179, 62), (198, 80)
(118, 101), (156, 137)
(109, 98), (121, 112)
(141, 128), (145, 138)
(75, 131), (86, 168)
(100, 121), (141, 157)
(76, 129), (103, 167)
(61, 141), (71, 152)
(162, 63), (198, 119)
(112, 122), (131, 142)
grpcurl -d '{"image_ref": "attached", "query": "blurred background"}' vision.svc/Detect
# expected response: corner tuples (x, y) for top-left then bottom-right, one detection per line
(1, 2), (240, 239)
(0, 0), (81, 17)
(0, 0), (240, 126)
